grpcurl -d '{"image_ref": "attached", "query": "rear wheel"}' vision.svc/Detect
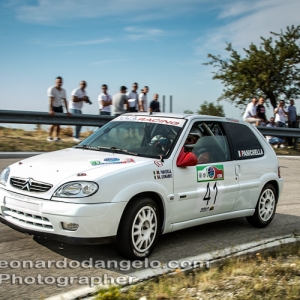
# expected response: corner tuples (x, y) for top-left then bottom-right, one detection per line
(246, 184), (277, 227)
(116, 198), (161, 259)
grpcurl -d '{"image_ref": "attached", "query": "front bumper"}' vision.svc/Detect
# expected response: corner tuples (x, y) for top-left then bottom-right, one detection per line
(0, 216), (116, 244)
(0, 189), (127, 244)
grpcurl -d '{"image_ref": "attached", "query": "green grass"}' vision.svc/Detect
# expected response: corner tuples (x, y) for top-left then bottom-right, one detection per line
(0, 126), (93, 152)
(0, 126), (300, 154)
(94, 243), (300, 300)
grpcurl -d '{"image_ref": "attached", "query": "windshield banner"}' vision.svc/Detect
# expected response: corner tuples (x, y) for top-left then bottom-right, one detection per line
(112, 115), (185, 127)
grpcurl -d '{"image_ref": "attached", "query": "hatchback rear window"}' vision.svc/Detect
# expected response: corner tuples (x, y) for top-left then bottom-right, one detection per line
(225, 123), (264, 160)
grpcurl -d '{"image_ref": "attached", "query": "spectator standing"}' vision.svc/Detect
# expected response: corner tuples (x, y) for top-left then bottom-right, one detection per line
(139, 86), (149, 112)
(126, 83), (139, 112)
(287, 99), (297, 128)
(256, 97), (267, 126)
(243, 97), (258, 124)
(98, 84), (112, 115)
(266, 117), (285, 148)
(287, 99), (298, 147)
(149, 93), (160, 113)
(274, 100), (288, 127)
(112, 86), (128, 117)
(47, 76), (71, 142)
(70, 80), (89, 142)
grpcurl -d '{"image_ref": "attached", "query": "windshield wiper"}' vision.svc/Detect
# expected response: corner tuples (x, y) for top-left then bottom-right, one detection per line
(75, 145), (139, 156)
(74, 145), (99, 151)
(97, 146), (139, 156)
(111, 147), (140, 156)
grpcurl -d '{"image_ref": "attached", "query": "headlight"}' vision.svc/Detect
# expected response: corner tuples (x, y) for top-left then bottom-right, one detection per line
(53, 181), (98, 198)
(0, 167), (10, 186)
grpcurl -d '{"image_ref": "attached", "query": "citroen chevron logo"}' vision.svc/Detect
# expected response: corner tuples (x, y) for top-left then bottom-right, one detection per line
(21, 178), (33, 191)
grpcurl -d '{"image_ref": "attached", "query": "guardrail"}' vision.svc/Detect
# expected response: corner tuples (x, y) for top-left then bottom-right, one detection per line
(0, 110), (114, 127)
(0, 110), (299, 148)
(257, 126), (300, 148)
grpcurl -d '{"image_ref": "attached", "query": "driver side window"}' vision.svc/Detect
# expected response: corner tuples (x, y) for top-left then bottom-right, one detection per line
(185, 122), (231, 164)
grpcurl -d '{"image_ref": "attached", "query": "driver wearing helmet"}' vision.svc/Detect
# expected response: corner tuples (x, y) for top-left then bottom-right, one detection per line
(184, 127), (201, 151)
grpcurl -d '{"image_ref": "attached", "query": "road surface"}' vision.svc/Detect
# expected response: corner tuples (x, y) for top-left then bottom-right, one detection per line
(0, 157), (299, 300)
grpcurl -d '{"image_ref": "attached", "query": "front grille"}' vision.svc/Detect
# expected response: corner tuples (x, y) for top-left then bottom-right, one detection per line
(2, 207), (53, 230)
(10, 177), (52, 192)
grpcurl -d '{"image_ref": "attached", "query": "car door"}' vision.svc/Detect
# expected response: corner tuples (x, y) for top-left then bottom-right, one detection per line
(171, 120), (239, 224)
(224, 122), (266, 211)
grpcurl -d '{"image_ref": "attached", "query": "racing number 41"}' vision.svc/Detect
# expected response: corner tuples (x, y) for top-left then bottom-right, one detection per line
(203, 182), (218, 205)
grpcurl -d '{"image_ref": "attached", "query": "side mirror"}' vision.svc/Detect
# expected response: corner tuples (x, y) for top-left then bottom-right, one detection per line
(176, 147), (197, 167)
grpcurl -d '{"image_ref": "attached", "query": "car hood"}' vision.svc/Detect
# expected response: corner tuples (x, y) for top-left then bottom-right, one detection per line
(8, 148), (153, 186)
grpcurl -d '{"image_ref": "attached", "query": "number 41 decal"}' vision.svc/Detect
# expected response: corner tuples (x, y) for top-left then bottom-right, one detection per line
(203, 182), (218, 205)
(194, 181), (224, 214)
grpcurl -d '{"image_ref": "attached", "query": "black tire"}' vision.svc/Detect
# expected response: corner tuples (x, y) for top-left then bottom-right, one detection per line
(116, 198), (161, 260)
(246, 183), (277, 228)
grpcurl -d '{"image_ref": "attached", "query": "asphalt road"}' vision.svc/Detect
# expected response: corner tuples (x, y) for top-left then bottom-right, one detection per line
(0, 157), (299, 300)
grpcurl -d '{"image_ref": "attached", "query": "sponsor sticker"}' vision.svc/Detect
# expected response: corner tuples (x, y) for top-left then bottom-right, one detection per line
(153, 169), (172, 180)
(112, 116), (185, 127)
(154, 160), (163, 167)
(196, 165), (224, 182)
(90, 158), (135, 166)
(237, 149), (264, 157)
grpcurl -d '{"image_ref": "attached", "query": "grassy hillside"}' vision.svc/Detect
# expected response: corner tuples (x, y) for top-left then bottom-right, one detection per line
(0, 126), (299, 154)
(0, 126), (93, 152)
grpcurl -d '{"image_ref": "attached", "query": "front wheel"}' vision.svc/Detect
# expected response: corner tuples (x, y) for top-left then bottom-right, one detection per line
(116, 198), (161, 259)
(246, 184), (277, 228)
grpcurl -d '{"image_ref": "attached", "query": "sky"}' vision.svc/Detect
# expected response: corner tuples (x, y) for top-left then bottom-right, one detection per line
(0, 0), (299, 125)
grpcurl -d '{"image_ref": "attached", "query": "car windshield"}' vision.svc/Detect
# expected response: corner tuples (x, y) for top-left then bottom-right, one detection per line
(75, 115), (185, 158)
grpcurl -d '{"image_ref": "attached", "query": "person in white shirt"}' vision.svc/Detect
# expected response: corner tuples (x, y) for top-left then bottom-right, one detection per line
(126, 82), (139, 112)
(98, 84), (112, 115)
(274, 100), (288, 127)
(243, 97), (258, 124)
(47, 76), (71, 142)
(139, 86), (149, 112)
(70, 80), (89, 142)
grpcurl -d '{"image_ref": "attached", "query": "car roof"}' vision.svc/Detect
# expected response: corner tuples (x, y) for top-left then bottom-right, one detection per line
(122, 112), (226, 121)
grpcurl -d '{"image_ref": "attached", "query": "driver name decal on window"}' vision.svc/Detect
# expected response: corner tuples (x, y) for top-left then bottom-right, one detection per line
(113, 116), (185, 127)
(90, 158), (135, 166)
(237, 149), (263, 158)
(196, 165), (224, 182)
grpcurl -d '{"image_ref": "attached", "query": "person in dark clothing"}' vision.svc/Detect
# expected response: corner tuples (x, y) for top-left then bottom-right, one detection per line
(256, 97), (267, 126)
(149, 93), (160, 113)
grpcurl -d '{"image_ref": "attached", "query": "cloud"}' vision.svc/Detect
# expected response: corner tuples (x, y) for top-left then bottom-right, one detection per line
(195, 0), (300, 57)
(8, 0), (210, 25)
(35, 38), (112, 47)
(124, 26), (174, 41)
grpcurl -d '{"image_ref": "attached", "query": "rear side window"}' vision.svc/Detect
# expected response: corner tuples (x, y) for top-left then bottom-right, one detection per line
(225, 123), (264, 160)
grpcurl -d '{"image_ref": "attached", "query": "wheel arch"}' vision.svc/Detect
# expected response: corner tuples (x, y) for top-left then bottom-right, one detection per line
(117, 192), (166, 235)
(265, 180), (279, 203)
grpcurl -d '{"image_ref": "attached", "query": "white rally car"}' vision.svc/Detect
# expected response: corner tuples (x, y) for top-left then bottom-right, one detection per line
(0, 113), (283, 259)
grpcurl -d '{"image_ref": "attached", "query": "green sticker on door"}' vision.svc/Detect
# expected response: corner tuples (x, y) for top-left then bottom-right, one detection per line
(196, 165), (224, 182)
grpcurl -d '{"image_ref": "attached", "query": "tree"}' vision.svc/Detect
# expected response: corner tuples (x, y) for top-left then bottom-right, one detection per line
(204, 25), (300, 109)
(183, 109), (194, 114)
(196, 101), (225, 117)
